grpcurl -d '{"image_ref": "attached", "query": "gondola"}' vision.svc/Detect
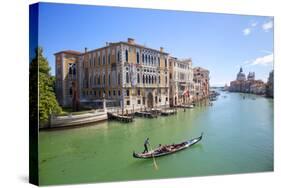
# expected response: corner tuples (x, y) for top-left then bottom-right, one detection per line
(133, 133), (203, 159)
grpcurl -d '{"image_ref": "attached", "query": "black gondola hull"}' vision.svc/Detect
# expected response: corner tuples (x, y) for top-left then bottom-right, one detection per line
(133, 133), (203, 159)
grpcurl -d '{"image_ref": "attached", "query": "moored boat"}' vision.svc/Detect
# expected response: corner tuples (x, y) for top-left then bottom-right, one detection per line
(133, 133), (203, 159)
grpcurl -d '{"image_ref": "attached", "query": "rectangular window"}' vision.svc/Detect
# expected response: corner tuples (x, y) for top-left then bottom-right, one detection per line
(138, 100), (141, 104)
(126, 100), (130, 105)
(137, 89), (140, 96)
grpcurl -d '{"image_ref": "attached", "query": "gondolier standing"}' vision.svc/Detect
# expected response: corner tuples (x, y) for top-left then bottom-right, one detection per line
(143, 138), (150, 153)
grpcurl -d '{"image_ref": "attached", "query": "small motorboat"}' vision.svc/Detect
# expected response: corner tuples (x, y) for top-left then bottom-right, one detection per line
(133, 133), (203, 159)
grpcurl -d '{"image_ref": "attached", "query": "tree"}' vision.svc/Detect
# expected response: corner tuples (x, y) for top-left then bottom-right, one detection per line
(30, 47), (62, 126)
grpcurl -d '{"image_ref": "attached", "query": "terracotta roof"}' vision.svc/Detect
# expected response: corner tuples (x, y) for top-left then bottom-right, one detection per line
(54, 50), (82, 55)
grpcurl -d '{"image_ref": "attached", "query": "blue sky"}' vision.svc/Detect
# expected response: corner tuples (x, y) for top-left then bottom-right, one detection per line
(36, 2), (274, 86)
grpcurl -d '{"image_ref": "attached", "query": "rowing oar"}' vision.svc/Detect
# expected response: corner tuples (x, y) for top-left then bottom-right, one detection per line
(149, 145), (158, 170)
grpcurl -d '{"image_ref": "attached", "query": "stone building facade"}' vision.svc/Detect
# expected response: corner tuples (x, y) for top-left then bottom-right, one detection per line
(55, 38), (170, 110)
(193, 67), (210, 101)
(54, 50), (81, 108)
(169, 57), (194, 106)
(55, 38), (211, 111)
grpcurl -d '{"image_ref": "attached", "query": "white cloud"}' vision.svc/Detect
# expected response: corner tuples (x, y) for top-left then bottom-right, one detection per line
(251, 22), (258, 27)
(250, 53), (273, 66)
(240, 53), (274, 68)
(243, 28), (251, 35)
(262, 20), (273, 32)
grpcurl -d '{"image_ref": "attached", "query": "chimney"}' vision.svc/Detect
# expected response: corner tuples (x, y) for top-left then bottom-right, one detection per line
(160, 47), (164, 52)
(127, 38), (135, 45)
(84, 47), (88, 53)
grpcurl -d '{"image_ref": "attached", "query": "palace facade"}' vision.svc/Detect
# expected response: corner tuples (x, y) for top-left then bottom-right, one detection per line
(55, 38), (210, 110)
(55, 38), (170, 110)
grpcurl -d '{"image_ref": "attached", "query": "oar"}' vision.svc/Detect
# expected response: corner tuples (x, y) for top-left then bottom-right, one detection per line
(149, 145), (158, 170)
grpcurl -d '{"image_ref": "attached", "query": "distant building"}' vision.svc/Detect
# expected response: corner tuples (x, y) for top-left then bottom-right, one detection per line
(193, 67), (210, 101)
(266, 71), (274, 98)
(236, 67), (246, 81)
(247, 72), (255, 81)
(229, 67), (266, 95)
(223, 84), (228, 91)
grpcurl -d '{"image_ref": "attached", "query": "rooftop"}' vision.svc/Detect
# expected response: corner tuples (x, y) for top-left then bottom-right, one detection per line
(54, 50), (82, 56)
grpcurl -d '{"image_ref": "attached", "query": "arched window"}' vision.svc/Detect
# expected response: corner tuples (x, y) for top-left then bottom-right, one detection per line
(103, 74), (106, 85)
(142, 54), (144, 63)
(137, 73), (140, 83)
(98, 55), (100, 65)
(158, 57), (160, 67)
(126, 72), (129, 83)
(68, 66), (72, 74)
(145, 55), (147, 64)
(108, 54), (111, 64)
(108, 75), (111, 86)
(146, 75), (148, 84)
(143, 75), (145, 84)
(149, 75), (151, 84)
(159, 76), (161, 84)
(152, 76), (154, 84)
(137, 52), (140, 64)
(69, 87), (72, 95)
(125, 50), (128, 62)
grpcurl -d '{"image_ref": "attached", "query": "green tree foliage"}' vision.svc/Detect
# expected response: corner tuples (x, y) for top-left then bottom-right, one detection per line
(30, 47), (62, 125)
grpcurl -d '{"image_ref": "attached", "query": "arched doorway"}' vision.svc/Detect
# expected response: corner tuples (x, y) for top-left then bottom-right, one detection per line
(147, 92), (153, 109)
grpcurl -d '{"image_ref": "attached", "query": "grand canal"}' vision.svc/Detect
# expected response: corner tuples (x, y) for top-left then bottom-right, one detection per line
(39, 91), (273, 185)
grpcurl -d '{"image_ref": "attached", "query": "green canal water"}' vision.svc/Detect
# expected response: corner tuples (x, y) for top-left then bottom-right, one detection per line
(39, 92), (273, 185)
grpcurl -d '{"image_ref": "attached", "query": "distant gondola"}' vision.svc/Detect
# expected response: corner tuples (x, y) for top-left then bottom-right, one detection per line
(133, 133), (203, 159)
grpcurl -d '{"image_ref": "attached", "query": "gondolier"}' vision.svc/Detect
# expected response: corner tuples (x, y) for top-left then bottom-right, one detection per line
(134, 133), (203, 159)
(143, 138), (150, 153)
